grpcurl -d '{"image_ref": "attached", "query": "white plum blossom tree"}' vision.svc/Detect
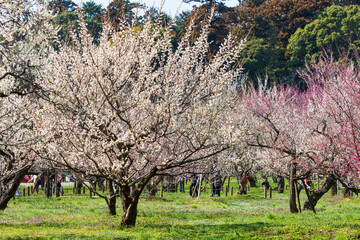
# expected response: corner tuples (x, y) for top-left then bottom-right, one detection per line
(35, 12), (245, 226)
(0, 0), (56, 210)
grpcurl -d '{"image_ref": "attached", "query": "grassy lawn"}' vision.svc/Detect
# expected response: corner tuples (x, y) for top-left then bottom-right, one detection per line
(0, 181), (359, 239)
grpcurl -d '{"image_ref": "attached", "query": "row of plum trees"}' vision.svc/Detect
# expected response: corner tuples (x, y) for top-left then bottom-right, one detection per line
(0, 0), (359, 227)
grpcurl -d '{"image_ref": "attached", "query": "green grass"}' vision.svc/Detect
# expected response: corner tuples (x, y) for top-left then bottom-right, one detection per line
(1, 182), (359, 239)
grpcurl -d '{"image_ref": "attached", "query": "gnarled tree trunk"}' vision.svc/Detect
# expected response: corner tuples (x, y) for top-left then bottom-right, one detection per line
(0, 165), (30, 210)
(289, 164), (299, 213)
(106, 179), (116, 216)
(303, 174), (336, 211)
(237, 174), (247, 195)
(119, 184), (140, 227)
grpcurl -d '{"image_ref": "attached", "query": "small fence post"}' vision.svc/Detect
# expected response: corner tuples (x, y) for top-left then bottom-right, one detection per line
(264, 186), (267, 199)
(83, 187), (86, 194)
(27, 186), (30, 196)
(23, 188), (26, 197)
(231, 187), (233, 196)
(269, 188), (272, 199)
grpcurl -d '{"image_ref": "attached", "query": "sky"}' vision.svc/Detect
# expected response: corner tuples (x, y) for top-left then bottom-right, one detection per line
(72, 0), (239, 17)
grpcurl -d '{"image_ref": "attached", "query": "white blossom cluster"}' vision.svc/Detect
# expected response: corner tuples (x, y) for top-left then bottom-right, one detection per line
(34, 11), (245, 187)
(0, 0), (56, 181)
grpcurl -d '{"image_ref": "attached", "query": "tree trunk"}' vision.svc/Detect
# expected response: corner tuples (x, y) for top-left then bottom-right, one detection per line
(119, 184), (140, 227)
(76, 181), (83, 194)
(146, 176), (162, 197)
(303, 174), (336, 211)
(238, 176), (247, 195)
(45, 170), (52, 198)
(271, 174), (278, 183)
(331, 182), (337, 196)
(0, 165), (30, 210)
(289, 164), (299, 213)
(277, 176), (285, 193)
(248, 174), (257, 187)
(106, 179), (116, 216)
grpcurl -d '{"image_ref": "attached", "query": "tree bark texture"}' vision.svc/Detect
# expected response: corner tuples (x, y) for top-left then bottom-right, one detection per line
(289, 164), (299, 213)
(119, 184), (140, 227)
(106, 179), (116, 216)
(277, 176), (285, 193)
(331, 182), (337, 196)
(45, 170), (52, 198)
(0, 165), (30, 210)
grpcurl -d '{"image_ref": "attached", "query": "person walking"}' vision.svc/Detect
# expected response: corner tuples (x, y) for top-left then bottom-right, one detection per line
(178, 175), (185, 193)
(52, 173), (62, 194)
(261, 178), (270, 190)
(30, 175), (40, 194)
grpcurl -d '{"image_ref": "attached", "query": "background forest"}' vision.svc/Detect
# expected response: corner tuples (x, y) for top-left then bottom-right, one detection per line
(50, 0), (360, 87)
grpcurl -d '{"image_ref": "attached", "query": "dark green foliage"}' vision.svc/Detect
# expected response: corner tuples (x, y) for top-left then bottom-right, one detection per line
(48, 0), (77, 14)
(242, 39), (290, 85)
(53, 0), (104, 45)
(171, 11), (191, 48)
(235, 0), (360, 86)
(288, 5), (360, 65)
(82, 0), (103, 19)
(106, 0), (140, 28)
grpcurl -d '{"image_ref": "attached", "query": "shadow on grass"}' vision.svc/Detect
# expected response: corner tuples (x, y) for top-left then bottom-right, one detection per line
(135, 222), (283, 239)
(1, 222), (283, 239)
(2, 236), (130, 240)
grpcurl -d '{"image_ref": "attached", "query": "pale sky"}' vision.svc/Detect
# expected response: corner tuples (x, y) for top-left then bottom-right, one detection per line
(73, 0), (239, 17)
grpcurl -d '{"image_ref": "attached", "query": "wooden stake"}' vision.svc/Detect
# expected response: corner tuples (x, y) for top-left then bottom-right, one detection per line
(264, 186), (267, 198)
(295, 181), (301, 213)
(197, 174), (202, 199)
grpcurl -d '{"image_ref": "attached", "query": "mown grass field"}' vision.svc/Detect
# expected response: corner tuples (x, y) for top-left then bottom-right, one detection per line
(1, 180), (359, 239)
